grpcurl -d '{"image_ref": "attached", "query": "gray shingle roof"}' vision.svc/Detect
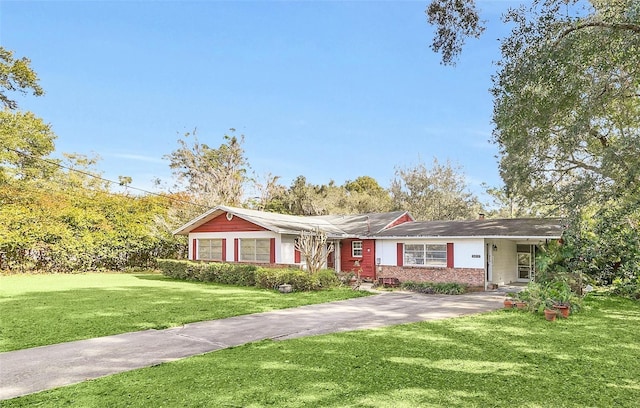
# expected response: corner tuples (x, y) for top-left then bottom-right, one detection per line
(173, 206), (410, 237)
(314, 211), (410, 235)
(174, 206), (563, 239)
(374, 218), (565, 238)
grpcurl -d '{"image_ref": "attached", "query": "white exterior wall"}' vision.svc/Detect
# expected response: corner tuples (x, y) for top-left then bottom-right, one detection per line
(376, 241), (398, 266)
(188, 231), (281, 263)
(375, 238), (485, 269)
(452, 239), (485, 268)
(280, 236), (297, 265)
(487, 239), (517, 284)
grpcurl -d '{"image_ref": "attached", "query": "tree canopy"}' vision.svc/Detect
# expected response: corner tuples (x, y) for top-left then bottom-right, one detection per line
(0, 46), (44, 110)
(165, 129), (249, 209)
(427, 0), (640, 281)
(493, 0), (640, 210)
(0, 47), (185, 272)
(425, 0), (485, 65)
(391, 158), (482, 221)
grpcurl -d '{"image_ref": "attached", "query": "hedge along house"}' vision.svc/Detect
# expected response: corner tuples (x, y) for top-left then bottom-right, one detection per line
(174, 205), (563, 290)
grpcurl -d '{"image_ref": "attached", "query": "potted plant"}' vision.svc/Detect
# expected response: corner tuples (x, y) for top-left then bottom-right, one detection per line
(547, 280), (572, 318)
(538, 297), (557, 321)
(544, 307), (558, 321)
(515, 290), (530, 309)
(504, 293), (516, 309)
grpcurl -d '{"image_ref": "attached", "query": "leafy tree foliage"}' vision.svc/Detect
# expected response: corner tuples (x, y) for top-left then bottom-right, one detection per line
(343, 176), (393, 213)
(0, 154), (185, 272)
(391, 158), (482, 220)
(534, 197), (639, 288)
(0, 47), (185, 272)
(0, 47), (54, 184)
(493, 0), (640, 210)
(249, 172), (287, 212)
(427, 1), (639, 281)
(492, 1), (640, 280)
(482, 184), (557, 218)
(166, 129), (249, 209)
(425, 0), (485, 65)
(0, 110), (57, 183)
(0, 46), (44, 110)
(271, 175), (393, 216)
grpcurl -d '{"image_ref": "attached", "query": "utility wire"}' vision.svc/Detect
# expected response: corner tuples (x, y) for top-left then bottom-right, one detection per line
(3, 147), (210, 209)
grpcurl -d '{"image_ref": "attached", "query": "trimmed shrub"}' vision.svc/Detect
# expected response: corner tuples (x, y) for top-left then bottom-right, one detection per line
(220, 264), (258, 286)
(254, 267), (282, 290)
(255, 268), (341, 291)
(255, 268), (314, 291)
(157, 259), (257, 287)
(157, 260), (339, 291)
(401, 281), (467, 295)
(610, 277), (640, 300)
(315, 269), (341, 289)
(157, 259), (191, 280)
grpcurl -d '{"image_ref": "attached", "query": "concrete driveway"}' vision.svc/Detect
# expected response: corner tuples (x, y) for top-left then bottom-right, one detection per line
(0, 290), (504, 400)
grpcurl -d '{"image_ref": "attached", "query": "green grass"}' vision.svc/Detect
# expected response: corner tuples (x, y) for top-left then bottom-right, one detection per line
(4, 295), (639, 407)
(0, 272), (369, 352)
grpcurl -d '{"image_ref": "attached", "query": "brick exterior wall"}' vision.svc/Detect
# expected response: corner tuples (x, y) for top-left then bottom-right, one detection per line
(378, 266), (485, 289)
(200, 260), (300, 269)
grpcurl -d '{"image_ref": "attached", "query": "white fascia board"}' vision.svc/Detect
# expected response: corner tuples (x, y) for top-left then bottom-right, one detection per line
(372, 235), (561, 240)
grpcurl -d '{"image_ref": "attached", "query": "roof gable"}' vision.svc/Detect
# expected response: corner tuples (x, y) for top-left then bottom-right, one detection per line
(314, 211), (412, 236)
(174, 205), (347, 236)
(191, 213), (267, 233)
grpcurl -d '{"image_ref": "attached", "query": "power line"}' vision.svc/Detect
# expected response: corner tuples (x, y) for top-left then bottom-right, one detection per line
(3, 147), (210, 209)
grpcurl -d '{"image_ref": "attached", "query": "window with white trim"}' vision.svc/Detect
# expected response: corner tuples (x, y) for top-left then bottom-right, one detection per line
(352, 241), (363, 257)
(240, 238), (270, 263)
(198, 239), (223, 261)
(404, 243), (447, 267)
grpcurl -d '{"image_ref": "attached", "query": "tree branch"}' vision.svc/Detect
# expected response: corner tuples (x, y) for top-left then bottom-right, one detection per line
(558, 21), (640, 41)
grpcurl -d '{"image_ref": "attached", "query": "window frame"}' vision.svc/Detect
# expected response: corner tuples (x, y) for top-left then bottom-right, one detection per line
(197, 238), (223, 261)
(352, 241), (363, 257)
(239, 238), (271, 263)
(404, 243), (447, 267)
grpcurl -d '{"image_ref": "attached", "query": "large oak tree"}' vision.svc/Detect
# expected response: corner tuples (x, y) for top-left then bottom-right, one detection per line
(427, 0), (640, 280)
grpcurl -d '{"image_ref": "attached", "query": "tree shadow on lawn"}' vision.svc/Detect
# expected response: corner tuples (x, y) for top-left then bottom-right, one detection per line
(5, 296), (639, 407)
(0, 280), (363, 352)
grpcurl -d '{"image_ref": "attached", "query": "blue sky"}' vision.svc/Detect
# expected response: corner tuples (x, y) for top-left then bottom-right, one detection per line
(2, 0), (514, 202)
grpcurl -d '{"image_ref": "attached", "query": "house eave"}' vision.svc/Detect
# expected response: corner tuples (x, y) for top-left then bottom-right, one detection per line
(372, 235), (562, 240)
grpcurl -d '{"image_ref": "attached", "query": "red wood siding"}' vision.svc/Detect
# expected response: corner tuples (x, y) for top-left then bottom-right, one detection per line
(294, 249), (301, 263)
(270, 238), (276, 264)
(397, 243), (404, 266)
(387, 213), (413, 230)
(221, 238), (227, 262)
(192, 239), (197, 261)
(447, 242), (454, 268)
(234, 238), (239, 262)
(192, 213), (267, 233)
(341, 238), (376, 279)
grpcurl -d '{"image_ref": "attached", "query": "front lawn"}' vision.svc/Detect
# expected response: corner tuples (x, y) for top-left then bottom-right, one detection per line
(4, 295), (639, 407)
(0, 272), (369, 352)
